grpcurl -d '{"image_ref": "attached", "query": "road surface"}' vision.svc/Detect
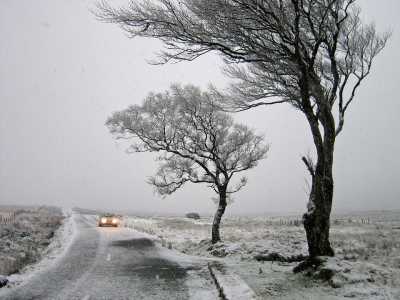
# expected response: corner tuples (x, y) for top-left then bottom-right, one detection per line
(0, 213), (218, 300)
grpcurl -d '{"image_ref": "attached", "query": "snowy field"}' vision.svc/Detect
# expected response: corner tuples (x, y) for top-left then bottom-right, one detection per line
(0, 206), (66, 281)
(123, 211), (400, 299)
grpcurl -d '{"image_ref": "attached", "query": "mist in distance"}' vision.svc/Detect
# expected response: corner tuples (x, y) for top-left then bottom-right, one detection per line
(0, 0), (399, 216)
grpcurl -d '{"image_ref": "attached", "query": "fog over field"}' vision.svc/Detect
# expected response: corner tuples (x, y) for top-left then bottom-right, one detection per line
(0, 0), (399, 215)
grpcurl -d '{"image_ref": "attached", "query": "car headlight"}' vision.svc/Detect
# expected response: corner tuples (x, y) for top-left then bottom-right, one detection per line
(101, 217), (107, 223)
(112, 218), (118, 224)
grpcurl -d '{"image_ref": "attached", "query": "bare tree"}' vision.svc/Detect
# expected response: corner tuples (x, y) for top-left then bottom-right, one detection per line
(106, 85), (269, 244)
(96, 0), (389, 262)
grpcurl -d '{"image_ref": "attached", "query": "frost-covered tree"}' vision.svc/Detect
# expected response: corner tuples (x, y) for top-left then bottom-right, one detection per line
(106, 85), (268, 244)
(97, 0), (389, 263)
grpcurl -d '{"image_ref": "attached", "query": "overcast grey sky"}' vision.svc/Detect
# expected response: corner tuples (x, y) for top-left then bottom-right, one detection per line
(0, 0), (399, 215)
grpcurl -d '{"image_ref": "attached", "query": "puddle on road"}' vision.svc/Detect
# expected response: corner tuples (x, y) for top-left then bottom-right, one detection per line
(110, 238), (188, 280)
(111, 238), (155, 249)
(121, 257), (187, 281)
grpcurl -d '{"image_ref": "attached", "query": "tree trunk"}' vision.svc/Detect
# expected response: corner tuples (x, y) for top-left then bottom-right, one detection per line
(303, 105), (336, 258)
(211, 188), (227, 244)
(303, 164), (335, 257)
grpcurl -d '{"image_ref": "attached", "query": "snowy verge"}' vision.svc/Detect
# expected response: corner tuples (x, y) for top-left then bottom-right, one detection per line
(185, 267), (220, 300)
(3, 208), (76, 288)
(0, 206), (64, 277)
(208, 261), (258, 300)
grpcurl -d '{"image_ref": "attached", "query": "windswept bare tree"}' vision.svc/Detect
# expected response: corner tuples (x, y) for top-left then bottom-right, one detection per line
(106, 85), (268, 244)
(96, 0), (389, 263)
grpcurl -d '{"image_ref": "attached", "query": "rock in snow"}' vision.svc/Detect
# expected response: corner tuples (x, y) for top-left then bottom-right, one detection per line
(185, 213), (201, 220)
(0, 275), (8, 288)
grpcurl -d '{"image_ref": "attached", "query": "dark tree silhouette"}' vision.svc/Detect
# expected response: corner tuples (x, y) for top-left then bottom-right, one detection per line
(107, 85), (268, 244)
(97, 0), (389, 261)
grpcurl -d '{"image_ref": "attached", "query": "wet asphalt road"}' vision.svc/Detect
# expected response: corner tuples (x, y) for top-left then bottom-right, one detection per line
(0, 213), (217, 300)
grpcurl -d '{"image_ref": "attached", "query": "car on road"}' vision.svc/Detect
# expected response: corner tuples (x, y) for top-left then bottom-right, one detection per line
(98, 214), (121, 227)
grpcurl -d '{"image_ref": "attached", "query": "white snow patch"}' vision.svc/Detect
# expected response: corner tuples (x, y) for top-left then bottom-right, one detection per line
(185, 268), (219, 300)
(210, 264), (258, 300)
(5, 209), (76, 287)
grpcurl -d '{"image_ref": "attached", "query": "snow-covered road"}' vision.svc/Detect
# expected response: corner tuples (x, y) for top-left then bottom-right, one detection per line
(0, 213), (218, 300)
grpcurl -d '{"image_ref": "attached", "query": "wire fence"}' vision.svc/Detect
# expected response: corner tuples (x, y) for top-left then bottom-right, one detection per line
(0, 212), (16, 225)
(264, 217), (371, 226)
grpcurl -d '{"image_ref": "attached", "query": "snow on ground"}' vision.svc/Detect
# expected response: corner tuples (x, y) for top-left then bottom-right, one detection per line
(209, 261), (258, 300)
(122, 211), (400, 299)
(0, 206), (75, 289)
(184, 265), (220, 300)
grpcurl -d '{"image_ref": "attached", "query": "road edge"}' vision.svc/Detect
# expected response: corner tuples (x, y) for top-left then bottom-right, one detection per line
(208, 262), (258, 300)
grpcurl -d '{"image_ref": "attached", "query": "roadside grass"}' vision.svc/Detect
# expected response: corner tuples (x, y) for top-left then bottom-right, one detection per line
(0, 206), (64, 277)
